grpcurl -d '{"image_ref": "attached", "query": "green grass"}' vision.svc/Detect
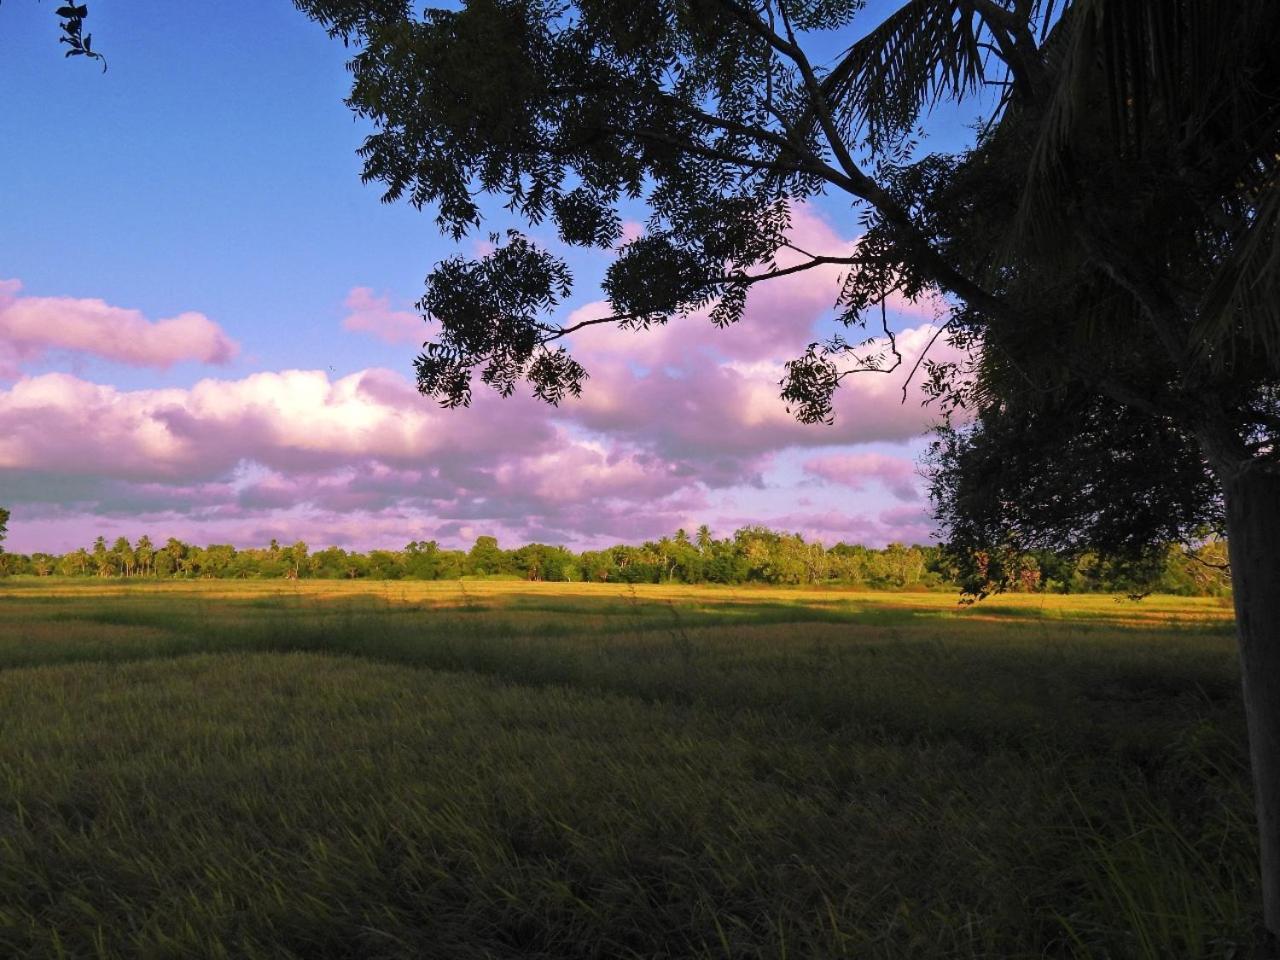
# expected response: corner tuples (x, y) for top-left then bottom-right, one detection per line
(0, 579), (1255, 958)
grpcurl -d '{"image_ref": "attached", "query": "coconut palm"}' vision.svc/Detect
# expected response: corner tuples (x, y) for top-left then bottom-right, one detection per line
(832, 2), (1280, 935)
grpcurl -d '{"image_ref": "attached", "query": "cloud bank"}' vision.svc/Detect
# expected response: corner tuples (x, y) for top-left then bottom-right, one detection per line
(2, 207), (960, 552)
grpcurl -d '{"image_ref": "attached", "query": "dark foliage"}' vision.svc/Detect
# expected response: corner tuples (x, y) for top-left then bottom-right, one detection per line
(928, 397), (1223, 597)
(15, 2), (107, 69)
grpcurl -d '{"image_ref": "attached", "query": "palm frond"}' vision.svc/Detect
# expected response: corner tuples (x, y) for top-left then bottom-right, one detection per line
(806, 0), (993, 147)
(1016, 0), (1280, 247)
(1199, 180), (1280, 369)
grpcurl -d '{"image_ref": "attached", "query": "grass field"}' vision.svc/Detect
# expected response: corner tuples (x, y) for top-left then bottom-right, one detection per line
(0, 579), (1254, 958)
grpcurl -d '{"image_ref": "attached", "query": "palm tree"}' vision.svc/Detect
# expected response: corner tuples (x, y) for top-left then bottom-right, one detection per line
(135, 535), (155, 577)
(112, 536), (135, 578)
(164, 538), (187, 578)
(832, 0), (1280, 936)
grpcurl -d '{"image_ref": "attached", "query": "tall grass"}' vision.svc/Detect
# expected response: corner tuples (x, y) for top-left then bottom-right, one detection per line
(0, 579), (1255, 958)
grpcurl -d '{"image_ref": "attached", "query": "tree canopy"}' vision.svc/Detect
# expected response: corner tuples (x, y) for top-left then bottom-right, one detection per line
(295, 0), (1280, 940)
(0, 526), (1232, 597)
(293, 0), (1277, 555)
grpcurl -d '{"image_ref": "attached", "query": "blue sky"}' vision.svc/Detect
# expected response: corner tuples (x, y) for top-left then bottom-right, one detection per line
(1, 0), (431, 383)
(0, 1), (977, 554)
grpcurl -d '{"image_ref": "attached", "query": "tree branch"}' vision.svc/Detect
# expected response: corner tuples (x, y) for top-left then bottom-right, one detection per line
(707, 0), (1028, 334)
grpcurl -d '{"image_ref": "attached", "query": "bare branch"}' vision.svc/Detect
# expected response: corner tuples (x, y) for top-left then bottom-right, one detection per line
(900, 320), (956, 403)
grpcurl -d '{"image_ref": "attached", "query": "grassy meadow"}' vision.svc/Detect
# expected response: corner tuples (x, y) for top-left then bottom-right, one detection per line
(0, 579), (1255, 958)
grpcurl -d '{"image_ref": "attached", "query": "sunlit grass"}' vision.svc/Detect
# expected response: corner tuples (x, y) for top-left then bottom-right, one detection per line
(0, 579), (1254, 958)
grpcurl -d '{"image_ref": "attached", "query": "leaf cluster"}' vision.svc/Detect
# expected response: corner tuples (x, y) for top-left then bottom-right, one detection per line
(54, 2), (105, 69)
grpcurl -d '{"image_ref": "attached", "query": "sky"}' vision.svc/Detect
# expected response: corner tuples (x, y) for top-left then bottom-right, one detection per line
(0, 1), (980, 555)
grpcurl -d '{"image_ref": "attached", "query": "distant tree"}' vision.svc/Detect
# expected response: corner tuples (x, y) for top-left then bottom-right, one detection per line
(201, 544), (237, 577)
(0, 506), (8, 577)
(511, 543), (575, 582)
(577, 548), (618, 583)
(366, 549), (404, 579)
(111, 536), (135, 577)
(403, 540), (441, 579)
(90, 536), (112, 577)
(135, 535), (155, 577)
(466, 536), (505, 577)
(309, 546), (350, 579)
(286, 541), (309, 579)
(59, 547), (90, 577)
(161, 538), (187, 578)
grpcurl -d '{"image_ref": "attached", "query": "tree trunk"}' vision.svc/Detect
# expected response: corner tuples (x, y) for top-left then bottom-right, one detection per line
(1222, 465), (1280, 950)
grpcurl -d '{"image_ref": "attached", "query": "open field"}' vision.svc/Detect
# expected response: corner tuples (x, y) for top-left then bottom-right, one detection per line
(0, 579), (1253, 958)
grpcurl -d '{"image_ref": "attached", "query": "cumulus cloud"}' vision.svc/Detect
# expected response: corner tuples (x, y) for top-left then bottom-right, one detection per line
(0, 279), (238, 378)
(2, 204), (962, 552)
(341, 287), (425, 345)
(0, 368), (555, 481)
(0, 367), (707, 548)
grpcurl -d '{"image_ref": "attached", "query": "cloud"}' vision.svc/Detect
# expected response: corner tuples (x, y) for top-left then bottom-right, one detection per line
(1, 204), (963, 553)
(713, 504), (936, 548)
(0, 367), (709, 549)
(0, 279), (238, 378)
(552, 203), (961, 481)
(0, 368), (559, 480)
(341, 287), (425, 345)
(803, 452), (922, 502)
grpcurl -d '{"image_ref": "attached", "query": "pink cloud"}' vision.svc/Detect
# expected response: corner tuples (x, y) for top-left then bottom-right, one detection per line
(617, 220), (646, 247)
(0, 368), (561, 481)
(711, 505), (935, 549)
(341, 287), (425, 345)
(804, 452), (922, 502)
(563, 319), (958, 472)
(2, 205), (963, 553)
(0, 279), (238, 378)
(552, 203), (964, 473)
(0, 367), (710, 550)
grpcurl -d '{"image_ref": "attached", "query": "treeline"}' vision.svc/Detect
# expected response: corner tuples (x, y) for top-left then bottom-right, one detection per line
(0, 525), (1231, 595)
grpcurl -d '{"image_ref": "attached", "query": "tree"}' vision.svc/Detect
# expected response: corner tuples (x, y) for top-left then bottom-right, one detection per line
(162, 538), (188, 578)
(135, 535), (155, 578)
(286, 541), (309, 580)
(909, 6), (1280, 939)
(466, 535), (506, 577)
(111, 536), (135, 577)
(296, 0), (1280, 939)
(0, 507), (8, 553)
(59, 547), (90, 577)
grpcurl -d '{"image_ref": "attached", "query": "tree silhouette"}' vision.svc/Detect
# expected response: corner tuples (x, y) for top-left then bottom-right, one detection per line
(11, 2), (107, 68)
(295, 0), (1280, 940)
